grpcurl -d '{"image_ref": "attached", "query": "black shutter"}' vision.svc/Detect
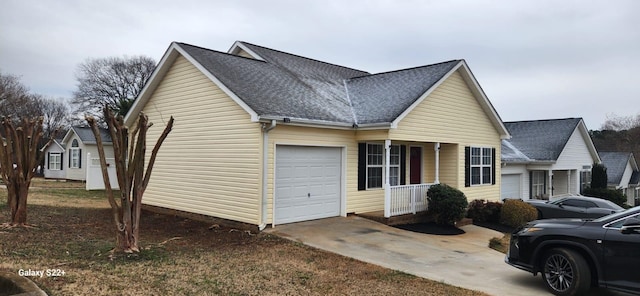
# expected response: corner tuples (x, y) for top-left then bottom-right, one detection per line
(47, 152), (50, 169)
(68, 149), (71, 168)
(491, 148), (496, 185)
(358, 143), (366, 190)
(78, 149), (82, 168)
(400, 145), (406, 185)
(60, 153), (63, 170)
(464, 146), (470, 187)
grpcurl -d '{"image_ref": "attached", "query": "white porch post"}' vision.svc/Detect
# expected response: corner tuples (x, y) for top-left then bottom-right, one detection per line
(384, 139), (391, 218)
(548, 170), (553, 198)
(567, 170), (571, 195)
(434, 142), (441, 184)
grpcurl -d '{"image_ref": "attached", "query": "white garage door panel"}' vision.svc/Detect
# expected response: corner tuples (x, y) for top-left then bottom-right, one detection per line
(501, 174), (521, 200)
(275, 146), (341, 224)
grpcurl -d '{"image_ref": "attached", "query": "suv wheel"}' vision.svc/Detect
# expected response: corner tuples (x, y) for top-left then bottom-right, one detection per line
(542, 248), (591, 296)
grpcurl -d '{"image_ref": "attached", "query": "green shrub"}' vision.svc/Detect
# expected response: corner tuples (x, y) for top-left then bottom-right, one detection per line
(583, 187), (627, 207)
(500, 199), (538, 228)
(591, 163), (608, 189)
(466, 199), (502, 223)
(427, 184), (468, 225)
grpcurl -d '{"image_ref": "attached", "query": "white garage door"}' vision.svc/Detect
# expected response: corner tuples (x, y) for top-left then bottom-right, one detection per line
(501, 174), (521, 200)
(275, 146), (341, 224)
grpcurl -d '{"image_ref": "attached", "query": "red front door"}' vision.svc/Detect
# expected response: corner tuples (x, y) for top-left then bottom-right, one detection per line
(410, 147), (422, 184)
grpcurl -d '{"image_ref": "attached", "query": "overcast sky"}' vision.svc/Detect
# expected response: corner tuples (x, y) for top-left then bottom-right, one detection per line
(1, 0), (638, 130)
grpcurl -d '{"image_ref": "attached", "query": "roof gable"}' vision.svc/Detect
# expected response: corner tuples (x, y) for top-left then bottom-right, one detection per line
(599, 152), (638, 184)
(62, 126), (112, 146)
(503, 118), (599, 163)
(126, 41), (508, 136)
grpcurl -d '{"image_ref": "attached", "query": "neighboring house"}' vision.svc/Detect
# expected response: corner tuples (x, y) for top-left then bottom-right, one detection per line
(501, 118), (600, 200)
(42, 126), (118, 189)
(599, 152), (639, 206)
(124, 41), (510, 230)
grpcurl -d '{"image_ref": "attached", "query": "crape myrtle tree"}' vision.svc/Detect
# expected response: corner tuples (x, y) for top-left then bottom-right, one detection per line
(86, 107), (173, 253)
(0, 117), (54, 226)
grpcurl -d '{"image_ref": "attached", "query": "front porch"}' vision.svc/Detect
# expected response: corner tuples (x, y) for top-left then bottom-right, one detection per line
(361, 139), (450, 219)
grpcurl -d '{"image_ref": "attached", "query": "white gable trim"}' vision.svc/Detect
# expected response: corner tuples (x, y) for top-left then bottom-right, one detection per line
(575, 119), (601, 164)
(228, 41), (265, 61)
(125, 42), (260, 127)
(390, 60), (510, 139)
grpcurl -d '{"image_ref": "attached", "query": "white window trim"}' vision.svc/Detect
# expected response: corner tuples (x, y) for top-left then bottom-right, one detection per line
(49, 152), (62, 171)
(70, 147), (80, 169)
(531, 170), (546, 198)
(366, 143), (401, 189)
(470, 146), (492, 186)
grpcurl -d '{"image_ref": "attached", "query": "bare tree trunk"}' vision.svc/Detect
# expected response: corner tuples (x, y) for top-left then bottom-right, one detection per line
(0, 117), (52, 226)
(87, 108), (173, 253)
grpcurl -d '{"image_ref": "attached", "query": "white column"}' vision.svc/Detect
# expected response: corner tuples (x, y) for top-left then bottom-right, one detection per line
(567, 170), (571, 195)
(384, 139), (391, 218)
(434, 142), (440, 184)
(548, 170), (553, 198)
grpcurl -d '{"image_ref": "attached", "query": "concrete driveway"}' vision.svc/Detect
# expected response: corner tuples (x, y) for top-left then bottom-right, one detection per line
(266, 216), (622, 296)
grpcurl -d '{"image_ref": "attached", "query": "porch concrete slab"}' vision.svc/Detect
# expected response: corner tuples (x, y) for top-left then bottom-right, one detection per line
(266, 216), (550, 296)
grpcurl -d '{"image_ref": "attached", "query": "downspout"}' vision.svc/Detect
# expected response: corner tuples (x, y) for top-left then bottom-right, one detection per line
(259, 120), (277, 230)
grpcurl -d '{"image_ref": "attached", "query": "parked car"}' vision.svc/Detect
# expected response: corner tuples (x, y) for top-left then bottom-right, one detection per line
(506, 206), (640, 295)
(525, 196), (623, 219)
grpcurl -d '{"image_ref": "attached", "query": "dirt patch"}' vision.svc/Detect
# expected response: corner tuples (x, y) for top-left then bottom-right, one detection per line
(0, 184), (489, 295)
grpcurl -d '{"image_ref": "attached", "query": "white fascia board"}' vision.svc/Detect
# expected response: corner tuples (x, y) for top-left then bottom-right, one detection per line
(577, 119), (601, 164)
(457, 61), (511, 139)
(124, 42), (180, 127)
(228, 41), (265, 61)
(60, 128), (77, 146)
(390, 62), (460, 129)
(125, 42), (260, 126)
(175, 45), (260, 122)
(259, 116), (391, 130)
(389, 60), (511, 139)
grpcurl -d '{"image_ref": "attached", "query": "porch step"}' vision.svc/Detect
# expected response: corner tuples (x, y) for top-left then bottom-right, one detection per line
(357, 211), (432, 226)
(357, 211), (473, 227)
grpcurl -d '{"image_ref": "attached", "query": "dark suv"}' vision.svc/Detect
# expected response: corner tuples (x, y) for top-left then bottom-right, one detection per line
(506, 206), (640, 296)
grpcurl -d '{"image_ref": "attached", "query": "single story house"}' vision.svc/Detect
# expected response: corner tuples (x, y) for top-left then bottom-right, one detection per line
(501, 118), (600, 200)
(599, 151), (639, 206)
(124, 41), (510, 230)
(42, 126), (118, 189)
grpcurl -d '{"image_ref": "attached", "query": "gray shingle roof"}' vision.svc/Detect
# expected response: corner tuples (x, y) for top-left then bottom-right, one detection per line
(501, 139), (532, 163)
(177, 42), (461, 125)
(347, 61), (459, 124)
(502, 118), (582, 162)
(72, 126), (112, 144)
(599, 152), (633, 185)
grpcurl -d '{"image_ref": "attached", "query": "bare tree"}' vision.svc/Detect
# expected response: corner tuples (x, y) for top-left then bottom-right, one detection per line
(86, 107), (173, 253)
(0, 71), (42, 121)
(592, 112), (640, 160)
(72, 56), (156, 123)
(601, 113), (640, 131)
(0, 117), (53, 226)
(39, 96), (71, 140)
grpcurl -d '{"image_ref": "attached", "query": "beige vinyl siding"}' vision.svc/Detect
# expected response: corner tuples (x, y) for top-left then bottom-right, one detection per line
(267, 125), (384, 221)
(235, 49), (255, 59)
(139, 55), (261, 225)
(389, 70), (502, 201)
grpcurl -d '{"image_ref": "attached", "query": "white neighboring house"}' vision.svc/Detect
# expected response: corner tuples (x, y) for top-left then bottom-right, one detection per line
(599, 152), (640, 206)
(41, 126), (119, 190)
(500, 118), (601, 200)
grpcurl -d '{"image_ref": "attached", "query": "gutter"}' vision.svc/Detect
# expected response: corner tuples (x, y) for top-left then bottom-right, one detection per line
(259, 120), (277, 230)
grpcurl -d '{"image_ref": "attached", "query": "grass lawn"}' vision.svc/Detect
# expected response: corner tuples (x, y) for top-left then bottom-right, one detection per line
(1, 179), (489, 296)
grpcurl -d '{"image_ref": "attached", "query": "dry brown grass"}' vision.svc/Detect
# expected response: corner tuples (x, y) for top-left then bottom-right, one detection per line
(489, 234), (511, 254)
(0, 180), (489, 296)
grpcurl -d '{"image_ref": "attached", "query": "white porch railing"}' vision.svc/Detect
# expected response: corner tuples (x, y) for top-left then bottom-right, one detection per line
(388, 183), (433, 217)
